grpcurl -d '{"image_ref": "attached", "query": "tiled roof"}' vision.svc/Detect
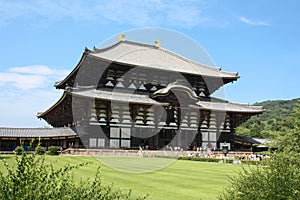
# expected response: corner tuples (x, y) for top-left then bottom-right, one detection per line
(71, 88), (263, 113)
(234, 135), (273, 145)
(37, 88), (169, 120)
(71, 88), (169, 105)
(195, 100), (264, 113)
(90, 41), (238, 78)
(0, 127), (77, 138)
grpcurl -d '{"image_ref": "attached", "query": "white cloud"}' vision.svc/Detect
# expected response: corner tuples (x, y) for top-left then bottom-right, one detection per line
(2, 0), (272, 28)
(9, 65), (54, 75)
(0, 0), (213, 28)
(0, 65), (68, 127)
(97, 0), (210, 27)
(0, 65), (68, 90)
(0, 88), (63, 127)
(0, 72), (46, 89)
(239, 16), (269, 26)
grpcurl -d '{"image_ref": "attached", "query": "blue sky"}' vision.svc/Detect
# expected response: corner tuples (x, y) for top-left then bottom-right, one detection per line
(0, 0), (299, 127)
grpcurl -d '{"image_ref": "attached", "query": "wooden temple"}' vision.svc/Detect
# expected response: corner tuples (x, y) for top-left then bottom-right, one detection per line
(37, 38), (264, 150)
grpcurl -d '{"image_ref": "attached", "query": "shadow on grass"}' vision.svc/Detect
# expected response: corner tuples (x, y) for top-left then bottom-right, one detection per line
(0, 155), (14, 160)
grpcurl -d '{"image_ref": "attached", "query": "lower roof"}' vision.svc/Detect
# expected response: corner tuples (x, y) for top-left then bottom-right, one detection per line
(0, 127), (77, 138)
(195, 101), (264, 113)
(72, 88), (169, 105)
(234, 135), (273, 145)
(38, 87), (264, 121)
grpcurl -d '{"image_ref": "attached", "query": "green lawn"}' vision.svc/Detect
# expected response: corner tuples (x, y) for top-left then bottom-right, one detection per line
(0, 155), (242, 200)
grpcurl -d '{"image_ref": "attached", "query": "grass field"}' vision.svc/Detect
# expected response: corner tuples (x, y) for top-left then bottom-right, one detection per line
(0, 155), (242, 200)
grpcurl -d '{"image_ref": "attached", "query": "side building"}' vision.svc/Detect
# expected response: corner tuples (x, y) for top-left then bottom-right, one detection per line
(0, 127), (80, 151)
(37, 38), (263, 151)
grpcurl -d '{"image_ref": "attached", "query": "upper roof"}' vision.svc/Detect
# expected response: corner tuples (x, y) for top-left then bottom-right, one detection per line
(0, 127), (77, 138)
(91, 40), (238, 78)
(55, 40), (239, 89)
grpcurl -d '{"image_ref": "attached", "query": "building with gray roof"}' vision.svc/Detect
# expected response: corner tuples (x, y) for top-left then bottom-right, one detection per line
(35, 37), (263, 151)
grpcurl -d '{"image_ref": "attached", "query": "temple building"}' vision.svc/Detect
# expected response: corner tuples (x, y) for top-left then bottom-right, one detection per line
(37, 37), (263, 150)
(0, 127), (79, 151)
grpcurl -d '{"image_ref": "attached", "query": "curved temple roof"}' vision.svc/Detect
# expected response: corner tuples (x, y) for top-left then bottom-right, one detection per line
(37, 88), (169, 119)
(38, 86), (263, 123)
(194, 101), (264, 113)
(71, 88), (169, 106)
(91, 40), (238, 78)
(55, 40), (239, 89)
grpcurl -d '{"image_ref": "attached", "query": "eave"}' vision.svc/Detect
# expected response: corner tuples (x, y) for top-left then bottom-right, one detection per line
(54, 50), (89, 89)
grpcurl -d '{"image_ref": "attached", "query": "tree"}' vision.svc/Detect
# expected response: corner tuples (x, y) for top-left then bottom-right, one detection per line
(47, 146), (59, 155)
(14, 146), (24, 155)
(0, 153), (146, 200)
(219, 101), (300, 200)
(274, 105), (300, 155)
(218, 153), (300, 200)
(235, 98), (300, 139)
(234, 126), (251, 137)
(35, 145), (46, 155)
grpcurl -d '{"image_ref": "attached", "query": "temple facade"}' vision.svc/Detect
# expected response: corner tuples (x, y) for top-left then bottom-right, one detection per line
(37, 38), (263, 150)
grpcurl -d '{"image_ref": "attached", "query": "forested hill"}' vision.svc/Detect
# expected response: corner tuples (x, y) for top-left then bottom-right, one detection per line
(235, 98), (300, 139)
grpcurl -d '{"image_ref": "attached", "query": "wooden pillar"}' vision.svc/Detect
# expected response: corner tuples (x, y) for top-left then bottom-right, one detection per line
(75, 138), (79, 148)
(49, 138), (52, 147)
(16, 138), (20, 147)
(66, 137), (69, 149)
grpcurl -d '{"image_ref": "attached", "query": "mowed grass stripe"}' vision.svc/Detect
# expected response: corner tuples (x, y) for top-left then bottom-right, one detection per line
(0, 155), (241, 200)
(97, 159), (241, 199)
(96, 157), (176, 173)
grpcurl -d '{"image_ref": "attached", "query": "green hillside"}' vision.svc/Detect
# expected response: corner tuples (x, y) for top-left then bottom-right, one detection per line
(235, 98), (300, 138)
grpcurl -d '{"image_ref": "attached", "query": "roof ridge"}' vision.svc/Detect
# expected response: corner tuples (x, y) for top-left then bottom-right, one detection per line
(93, 40), (238, 76)
(93, 40), (159, 53)
(92, 41), (123, 53)
(122, 40), (159, 49)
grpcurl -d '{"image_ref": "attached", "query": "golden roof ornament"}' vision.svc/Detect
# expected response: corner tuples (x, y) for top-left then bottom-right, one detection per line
(154, 40), (161, 48)
(118, 34), (125, 41)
